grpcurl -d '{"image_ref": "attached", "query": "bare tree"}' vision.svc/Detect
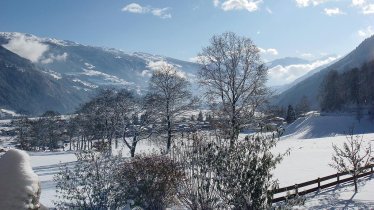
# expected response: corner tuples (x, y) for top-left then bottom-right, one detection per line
(330, 128), (373, 192)
(115, 90), (153, 157)
(198, 32), (268, 147)
(146, 64), (197, 153)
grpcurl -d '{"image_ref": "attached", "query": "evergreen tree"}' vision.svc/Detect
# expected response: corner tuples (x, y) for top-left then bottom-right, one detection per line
(295, 95), (310, 117)
(286, 105), (296, 124)
(319, 70), (343, 112)
(197, 111), (204, 122)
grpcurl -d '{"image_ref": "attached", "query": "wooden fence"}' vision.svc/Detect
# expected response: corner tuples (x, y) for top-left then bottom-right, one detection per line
(272, 164), (374, 203)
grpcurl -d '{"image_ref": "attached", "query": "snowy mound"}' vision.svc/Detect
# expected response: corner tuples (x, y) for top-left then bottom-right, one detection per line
(0, 149), (41, 209)
(282, 113), (374, 139)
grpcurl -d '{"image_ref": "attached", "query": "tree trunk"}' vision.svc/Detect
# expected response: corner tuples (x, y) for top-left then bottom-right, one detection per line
(354, 173), (358, 193)
(230, 104), (238, 149)
(130, 136), (138, 157)
(167, 115), (172, 153)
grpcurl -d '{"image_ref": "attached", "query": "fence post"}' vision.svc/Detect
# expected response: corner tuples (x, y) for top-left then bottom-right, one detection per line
(294, 184), (298, 195)
(371, 165), (373, 173)
(337, 173), (339, 182)
(317, 177), (320, 189)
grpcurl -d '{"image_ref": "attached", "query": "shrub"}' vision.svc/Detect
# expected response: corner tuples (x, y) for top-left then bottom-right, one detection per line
(116, 154), (184, 210)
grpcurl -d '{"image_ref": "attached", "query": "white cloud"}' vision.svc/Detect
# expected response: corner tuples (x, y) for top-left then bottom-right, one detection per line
(295, 0), (330, 7)
(151, 8), (172, 19)
(351, 0), (374, 14)
(266, 7), (273, 14)
(147, 60), (187, 78)
(140, 70), (152, 77)
(122, 3), (171, 19)
(220, 0), (262, 12)
(2, 34), (49, 63)
(259, 47), (279, 56)
(40, 52), (68, 64)
(122, 3), (149, 13)
(301, 53), (314, 59)
(362, 4), (374, 14)
(268, 56), (340, 86)
(213, 0), (220, 7)
(324, 8), (345, 16)
(357, 26), (374, 38)
(189, 55), (211, 64)
(352, 0), (366, 6)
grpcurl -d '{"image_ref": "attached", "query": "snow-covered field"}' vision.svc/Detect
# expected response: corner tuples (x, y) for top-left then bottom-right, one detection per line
(273, 113), (374, 209)
(28, 139), (160, 207)
(1, 113), (374, 208)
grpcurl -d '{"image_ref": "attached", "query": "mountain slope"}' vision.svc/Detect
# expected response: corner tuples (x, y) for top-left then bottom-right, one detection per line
(0, 32), (201, 94)
(0, 46), (90, 115)
(274, 36), (374, 108)
(0, 32), (201, 114)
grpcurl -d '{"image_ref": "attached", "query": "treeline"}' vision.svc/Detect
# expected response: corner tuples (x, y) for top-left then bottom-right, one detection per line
(319, 61), (374, 114)
(12, 57), (201, 155)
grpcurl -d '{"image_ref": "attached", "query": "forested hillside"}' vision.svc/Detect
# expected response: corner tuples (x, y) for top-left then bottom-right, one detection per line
(319, 61), (374, 114)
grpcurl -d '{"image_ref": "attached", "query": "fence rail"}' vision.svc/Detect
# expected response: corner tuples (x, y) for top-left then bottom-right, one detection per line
(272, 164), (374, 203)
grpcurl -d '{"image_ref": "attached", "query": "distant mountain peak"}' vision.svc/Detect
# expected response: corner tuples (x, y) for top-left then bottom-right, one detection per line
(267, 57), (309, 69)
(0, 32), (80, 47)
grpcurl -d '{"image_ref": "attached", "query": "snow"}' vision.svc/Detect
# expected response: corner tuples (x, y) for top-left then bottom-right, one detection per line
(0, 32), (79, 47)
(272, 114), (374, 208)
(0, 108), (20, 117)
(0, 149), (41, 209)
(1, 113), (373, 208)
(42, 70), (62, 80)
(29, 151), (76, 207)
(82, 68), (134, 86)
(84, 62), (95, 69)
(72, 78), (98, 88)
(282, 112), (374, 139)
(298, 177), (374, 209)
(28, 140), (157, 207)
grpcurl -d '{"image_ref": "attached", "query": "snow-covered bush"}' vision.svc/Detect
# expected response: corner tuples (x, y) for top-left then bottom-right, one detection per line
(172, 132), (224, 210)
(116, 154), (184, 210)
(0, 149), (41, 210)
(54, 150), (125, 209)
(172, 131), (285, 210)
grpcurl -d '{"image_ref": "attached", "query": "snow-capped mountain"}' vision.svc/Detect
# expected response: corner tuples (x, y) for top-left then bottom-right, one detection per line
(267, 57), (309, 69)
(0, 32), (201, 114)
(0, 45), (90, 115)
(0, 32), (200, 92)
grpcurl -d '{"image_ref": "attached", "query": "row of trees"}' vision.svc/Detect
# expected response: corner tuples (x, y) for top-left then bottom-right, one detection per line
(13, 64), (197, 156)
(12, 114), (64, 151)
(319, 61), (374, 112)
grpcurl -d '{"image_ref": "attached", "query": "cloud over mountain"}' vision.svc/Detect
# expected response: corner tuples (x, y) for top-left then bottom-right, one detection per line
(2, 33), (48, 62)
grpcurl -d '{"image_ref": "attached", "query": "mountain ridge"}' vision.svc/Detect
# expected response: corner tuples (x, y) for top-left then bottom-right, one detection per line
(274, 35), (374, 109)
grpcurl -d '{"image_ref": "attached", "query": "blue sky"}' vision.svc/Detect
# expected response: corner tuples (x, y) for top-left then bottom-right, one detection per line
(0, 0), (374, 62)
